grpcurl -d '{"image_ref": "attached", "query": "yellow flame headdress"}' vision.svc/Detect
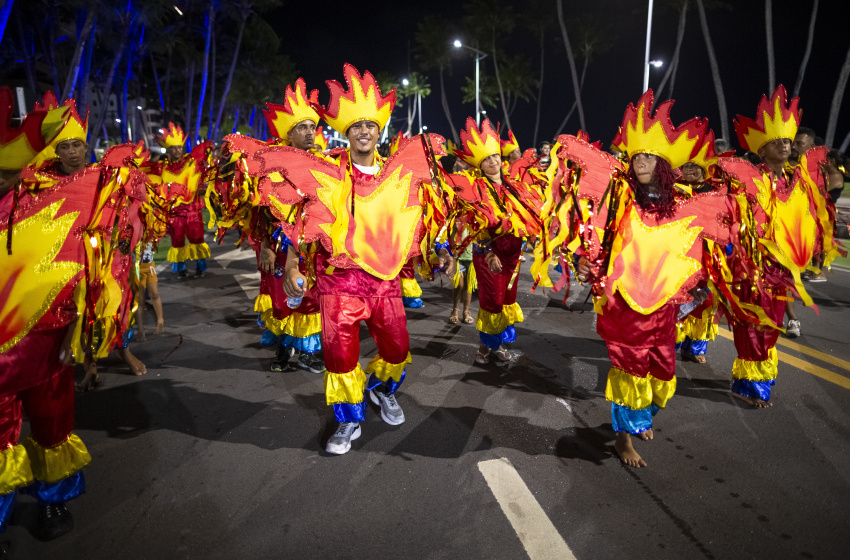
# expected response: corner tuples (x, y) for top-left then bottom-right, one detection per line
(733, 84), (801, 153)
(455, 118), (502, 168)
(34, 92), (88, 147)
(500, 129), (520, 157)
(313, 126), (329, 152)
(612, 89), (706, 170)
(0, 89), (68, 170)
(156, 122), (187, 148)
(688, 128), (719, 176)
(263, 78), (320, 144)
(315, 64), (396, 134)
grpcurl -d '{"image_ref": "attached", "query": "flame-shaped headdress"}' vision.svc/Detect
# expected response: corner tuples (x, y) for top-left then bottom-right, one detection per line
(733, 84), (800, 153)
(612, 89), (706, 170)
(315, 64), (396, 134)
(156, 122), (187, 148)
(263, 78), (320, 144)
(313, 126), (329, 152)
(0, 89), (69, 170)
(500, 129), (520, 157)
(34, 92), (88, 147)
(688, 128), (719, 176)
(455, 118), (502, 168)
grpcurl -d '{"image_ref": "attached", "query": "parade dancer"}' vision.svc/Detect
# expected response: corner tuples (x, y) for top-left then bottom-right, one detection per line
(725, 85), (844, 407)
(156, 124), (211, 279)
(221, 65), (453, 454)
(261, 80), (325, 373)
(446, 118), (544, 364)
(562, 91), (735, 467)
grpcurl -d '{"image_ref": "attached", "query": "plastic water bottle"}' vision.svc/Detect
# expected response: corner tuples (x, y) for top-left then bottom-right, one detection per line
(287, 278), (304, 309)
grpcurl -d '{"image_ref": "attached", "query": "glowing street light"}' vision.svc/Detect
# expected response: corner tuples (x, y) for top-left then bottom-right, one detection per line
(452, 40), (488, 126)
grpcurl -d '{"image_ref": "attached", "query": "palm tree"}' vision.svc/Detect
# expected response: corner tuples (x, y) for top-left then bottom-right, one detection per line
(521, 0), (555, 147)
(655, 0), (689, 104)
(414, 15), (460, 143)
(0, 0), (14, 47)
(60, 3), (97, 101)
(825, 43), (850, 149)
(695, 0), (729, 141)
(556, 0), (586, 132)
(793, 0), (819, 98)
(399, 72), (430, 136)
(193, 1), (214, 145)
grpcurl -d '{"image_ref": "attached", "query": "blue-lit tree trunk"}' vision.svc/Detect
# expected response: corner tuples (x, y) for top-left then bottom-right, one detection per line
(78, 22), (96, 112)
(206, 25), (216, 140)
(61, 9), (96, 101)
(193, 3), (214, 145)
(213, 10), (248, 143)
(121, 45), (132, 142)
(184, 59), (195, 142)
(150, 52), (165, 112)
(15, 9), (38, 96)
(0, 0), (14, 46)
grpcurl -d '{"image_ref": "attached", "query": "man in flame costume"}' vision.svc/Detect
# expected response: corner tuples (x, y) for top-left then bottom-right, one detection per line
(445, 118), (544, 364)
(154, 123), (211, 279)
(257, 79), (325, 375)
(548, 91), (738, 468)
(0, 90), (153, 538)
(724, 85), (844, 407)
(220, 65), (453, 455)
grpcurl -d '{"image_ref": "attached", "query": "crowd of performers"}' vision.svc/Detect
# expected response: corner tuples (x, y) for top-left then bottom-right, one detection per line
(0, 62), (845, 546)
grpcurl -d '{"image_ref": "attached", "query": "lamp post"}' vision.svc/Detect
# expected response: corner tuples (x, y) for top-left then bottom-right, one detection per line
(453, 40), (488, 127)
(642, 0), (655, 93)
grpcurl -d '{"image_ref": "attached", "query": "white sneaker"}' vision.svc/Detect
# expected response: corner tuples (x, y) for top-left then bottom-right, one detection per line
(325, 422), (361, 455)
(786, 320), (801, 338)
(369, 389), (405, 425)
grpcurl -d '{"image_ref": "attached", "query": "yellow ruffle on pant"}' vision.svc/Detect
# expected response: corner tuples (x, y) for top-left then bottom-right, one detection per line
(0, 444), (34, 495)
(324, 364), (368, 405)
(365, 352), (412, 384)
(681, 315), (719, 341)
(167, 242), (211, 263)
(284, 312), (322, 338)
(23, 434), (91, 484)
(400, 278), (423, 298)
(605, 367), (677, 410)
(732, 346), (778, 382)
(476, 302), (524, 335)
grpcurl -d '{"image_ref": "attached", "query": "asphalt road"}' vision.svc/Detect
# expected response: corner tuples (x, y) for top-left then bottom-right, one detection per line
(10, 236), (850, 560)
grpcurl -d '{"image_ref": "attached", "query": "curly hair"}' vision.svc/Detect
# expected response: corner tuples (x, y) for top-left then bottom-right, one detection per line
(627, 156), (677, 219)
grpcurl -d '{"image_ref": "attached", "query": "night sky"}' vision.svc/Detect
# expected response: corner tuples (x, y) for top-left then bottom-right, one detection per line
(268, 0), (849, 152)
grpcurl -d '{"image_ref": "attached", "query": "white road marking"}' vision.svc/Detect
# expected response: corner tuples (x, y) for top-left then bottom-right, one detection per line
(555, 397), (572, 412)
(478, 458), (577, 560)
(233, 272), (261, 300)
(215, 247), (255, 269)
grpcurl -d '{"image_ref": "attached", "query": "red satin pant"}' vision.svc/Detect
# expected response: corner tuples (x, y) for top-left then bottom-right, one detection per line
(319, 295), (409, 374)
(168, 206), (205, 249)
(0, 368), (75, 450)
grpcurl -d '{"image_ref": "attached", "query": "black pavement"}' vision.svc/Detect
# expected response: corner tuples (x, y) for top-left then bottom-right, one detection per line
(10, 237), (850, 560)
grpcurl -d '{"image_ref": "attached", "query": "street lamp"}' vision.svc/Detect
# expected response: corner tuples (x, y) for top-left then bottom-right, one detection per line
(644, 59), (664, 92)
(642, 0), (655, 93)
(453, 39), (488, 127)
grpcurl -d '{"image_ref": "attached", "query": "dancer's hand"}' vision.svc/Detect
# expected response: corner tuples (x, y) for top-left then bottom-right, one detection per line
(486, 251), (502, 273)
(283, 268), (306, 298)
(259, 247), (276, 274)
(576, 257), (591, 282)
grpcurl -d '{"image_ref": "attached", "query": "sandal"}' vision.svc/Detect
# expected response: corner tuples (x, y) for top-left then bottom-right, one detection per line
(475, 349), (490, 364)
(463, 310), (474, 324)
(449, 310), (459, 324)
(493, 348), (512, 362)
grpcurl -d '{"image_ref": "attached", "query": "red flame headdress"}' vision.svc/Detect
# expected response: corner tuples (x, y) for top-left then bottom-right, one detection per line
(733, 84), (800, 153)
(612, 89), (706, 170)
(455, 118), (502, 168)
(263, 78), (320, 144)
(688, 128), (719, 176)
(34, 92), (88, 147)
(500, 129), (520, 157)
(313, 126), (329, 152)
(0, 89), (69, 170)
(315, 64), (396, 134)
(156, 122), (187, 148)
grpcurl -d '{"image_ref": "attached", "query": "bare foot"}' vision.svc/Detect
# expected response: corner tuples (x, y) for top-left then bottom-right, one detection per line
(732, 391), (773, 408)
(155, 322), (165, 335)
(137, 330), (147, 342)
(614, 431), (647, 468)
(638, 429), (654, 441)
(118, 347), (147, 376)
(77, 362), (99, 392)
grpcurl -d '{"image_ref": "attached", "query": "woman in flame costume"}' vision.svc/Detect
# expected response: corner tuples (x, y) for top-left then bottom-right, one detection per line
(259, 79), (325, 374)
(0, 90), (153, 538)
(220, 65), (453, 454)
(445, 118), (544, 364)
(559, 91), (737, 467)
(724, 85), (844, 407)
(154, 123), (211, 278)
(675, 130), (724, 364)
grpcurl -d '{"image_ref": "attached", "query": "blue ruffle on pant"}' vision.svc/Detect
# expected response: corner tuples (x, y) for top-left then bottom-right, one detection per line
(333, 401), (367, 423)
(366, 370), (406, 395)
(24, 471), (86, 505)
(402, 297), (424, 308)
(479, 325), (517, 349)
(611, 403), (660, 434)
(282, 333), (322, 354)
(732, 378), (775, 402)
